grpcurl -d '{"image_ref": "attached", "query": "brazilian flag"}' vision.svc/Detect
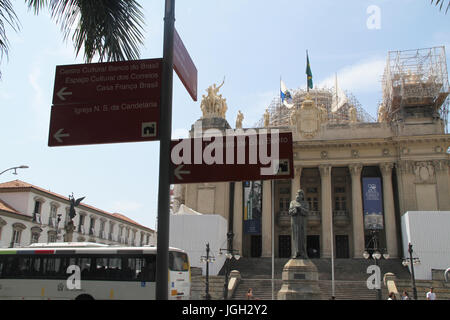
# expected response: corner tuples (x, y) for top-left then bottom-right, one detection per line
(306, 51), (313, 90)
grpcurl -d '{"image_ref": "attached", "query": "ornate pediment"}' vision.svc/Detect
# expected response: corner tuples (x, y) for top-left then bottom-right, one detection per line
(290, 95), (325, 139)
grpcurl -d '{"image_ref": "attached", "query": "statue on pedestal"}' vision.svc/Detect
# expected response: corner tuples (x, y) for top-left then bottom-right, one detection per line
(64, 194), (85, 242)
(289, 189), (309, 259)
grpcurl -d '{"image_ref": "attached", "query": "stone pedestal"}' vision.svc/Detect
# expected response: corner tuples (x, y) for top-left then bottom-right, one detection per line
(277, 259), (321, 300)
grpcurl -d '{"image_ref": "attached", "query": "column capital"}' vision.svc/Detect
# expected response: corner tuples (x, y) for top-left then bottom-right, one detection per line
(319, 164), (332, 177)
(380, 162), (394, 176)
(348, 163), (363, 177)
(294, 166), (303, 177)
(396, 160), (414, 174)
(432, 159), (450, 173)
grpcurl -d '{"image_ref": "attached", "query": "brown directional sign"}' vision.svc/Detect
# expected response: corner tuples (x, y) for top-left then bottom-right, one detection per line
(49, 59), (162, 146)
(52, 59), (162, 105)
(170, 132), (294, 184)
(173, 28), (198, 101)
(48, 101), (159, 147)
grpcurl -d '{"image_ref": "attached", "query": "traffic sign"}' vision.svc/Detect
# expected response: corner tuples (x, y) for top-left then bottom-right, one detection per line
(52, 59), (162, 105)
(48, 101), (159, 146)
(173, 28), (198, 101)
(170, 131), (294, 184)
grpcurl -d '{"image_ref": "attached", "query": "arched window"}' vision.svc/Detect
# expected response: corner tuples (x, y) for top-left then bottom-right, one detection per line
(10, 222), (26, 247)
(30, 226), (43, 244)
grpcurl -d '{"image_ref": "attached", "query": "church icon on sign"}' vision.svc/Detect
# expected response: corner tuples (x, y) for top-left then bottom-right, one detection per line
(142, 122), (157, 138)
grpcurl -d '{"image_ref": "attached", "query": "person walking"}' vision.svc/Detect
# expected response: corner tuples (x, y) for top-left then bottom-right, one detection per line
(426, 287), (436, 300)
(387, 292), (396, 300)
(402, 291), (410, 300)
(246, 288), (254, 300)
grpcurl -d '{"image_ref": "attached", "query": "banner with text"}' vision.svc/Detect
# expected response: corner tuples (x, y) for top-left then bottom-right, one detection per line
(362, 177), (384, 230)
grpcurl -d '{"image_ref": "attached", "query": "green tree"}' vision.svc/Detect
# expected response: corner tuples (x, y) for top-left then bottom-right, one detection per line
(0, 0), (145, 78)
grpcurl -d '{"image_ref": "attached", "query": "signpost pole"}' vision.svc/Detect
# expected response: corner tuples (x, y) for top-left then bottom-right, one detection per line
(156, 0), (175, 300)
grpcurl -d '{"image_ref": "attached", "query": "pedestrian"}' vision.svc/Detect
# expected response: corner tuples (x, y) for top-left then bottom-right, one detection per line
(402, 291), (410, 300)
(387, 292), (396, 300)
(426, 287), (436, 300)
(246, 288), (254, 300)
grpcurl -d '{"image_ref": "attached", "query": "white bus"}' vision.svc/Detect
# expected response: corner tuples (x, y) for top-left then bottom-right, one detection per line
(0, 242), (191, 300)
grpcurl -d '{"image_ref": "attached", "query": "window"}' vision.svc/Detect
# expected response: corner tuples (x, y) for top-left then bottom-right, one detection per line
(335, 196), (347, 211)
(99, 220), (105, 239)
(89, 217), (95, 235)
(48, 230), (57, 243)
(49, 204), (58, 227)
(169, 252), (189, 271)
(33, 201), (42, 223)
(78, 215), (85, 233)
(30, 232), (40, 244)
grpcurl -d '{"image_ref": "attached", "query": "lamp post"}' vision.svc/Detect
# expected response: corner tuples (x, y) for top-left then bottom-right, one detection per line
(0, 165), (29, 176)
(219, 232), (240, 300)
(363, 230), (389, 300)
(200, 243), (215, 300)
(402, 243), (420, 300)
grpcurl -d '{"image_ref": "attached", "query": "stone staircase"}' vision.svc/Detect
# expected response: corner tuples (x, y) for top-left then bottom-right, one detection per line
(227, 257), (411, 300)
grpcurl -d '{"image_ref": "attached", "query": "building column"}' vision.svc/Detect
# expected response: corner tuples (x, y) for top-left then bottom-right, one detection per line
(380, 162), (398, 258)
(233, 182), (243, 255)
(291, 166), (302, 201)
(434, 160), (450, 210)
(261, 180), (273, 257)
(349, 163), (365, 258)
(319, 164), (332, 258)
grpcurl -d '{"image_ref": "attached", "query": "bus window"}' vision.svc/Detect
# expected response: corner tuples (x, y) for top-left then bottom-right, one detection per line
(142, 255), (156, 282)
(42, 256), (62, 278)
(169, 252), (189, 272)
(79, 257), (92, 279)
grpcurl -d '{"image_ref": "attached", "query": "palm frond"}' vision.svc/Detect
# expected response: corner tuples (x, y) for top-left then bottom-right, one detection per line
(26, 0), (146, 62)
(0, 0), (20, 61)
(430, 0), (450, 13)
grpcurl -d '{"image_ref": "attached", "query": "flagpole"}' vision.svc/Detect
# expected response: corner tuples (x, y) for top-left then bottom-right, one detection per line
(306, 50), (309, 93)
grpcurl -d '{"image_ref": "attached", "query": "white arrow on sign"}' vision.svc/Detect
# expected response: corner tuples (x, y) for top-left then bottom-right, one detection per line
(174, 165), (191, 181)
(54, 128), (70, 143)
(57, 87), (73, 101)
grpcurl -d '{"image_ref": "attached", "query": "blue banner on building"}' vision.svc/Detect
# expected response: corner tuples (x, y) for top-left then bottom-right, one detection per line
(243, 181), (262, 234)
(362, 177), (384, 230)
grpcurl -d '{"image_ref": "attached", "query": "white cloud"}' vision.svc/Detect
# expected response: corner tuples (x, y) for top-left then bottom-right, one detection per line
(318, 58), (386, 93)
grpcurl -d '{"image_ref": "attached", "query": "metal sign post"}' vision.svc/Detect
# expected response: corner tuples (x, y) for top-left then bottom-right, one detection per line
(156, 0), (175, 300)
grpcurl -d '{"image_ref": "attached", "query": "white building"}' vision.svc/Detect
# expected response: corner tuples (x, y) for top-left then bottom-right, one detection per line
(169, 205), (228, 275)
(0, 180), (156, 248)
(401, 211), (450, 280)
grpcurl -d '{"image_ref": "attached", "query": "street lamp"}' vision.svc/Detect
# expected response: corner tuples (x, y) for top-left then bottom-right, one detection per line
(363, 230), (389, 300)
(200, 243), (215, 300)
(0, 165), (29, 176)
(402, 242), (420, 300)
(219, 232), (240, 300)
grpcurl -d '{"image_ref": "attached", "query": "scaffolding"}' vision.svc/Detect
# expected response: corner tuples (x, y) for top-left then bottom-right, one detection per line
(255, 87), (375, 128)
(381, 46), (449, 132)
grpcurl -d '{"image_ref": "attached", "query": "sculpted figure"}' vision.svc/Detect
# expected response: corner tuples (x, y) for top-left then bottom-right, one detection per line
(348, 105), (357, 123)
(236, 110), (244, 129)
(264, 109), (270, 127)
(289, 189), (309, 259)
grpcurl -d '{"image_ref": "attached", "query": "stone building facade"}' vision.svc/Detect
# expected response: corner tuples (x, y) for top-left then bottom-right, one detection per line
(0, 180), (156, 248)
(172, 52), (450, 262)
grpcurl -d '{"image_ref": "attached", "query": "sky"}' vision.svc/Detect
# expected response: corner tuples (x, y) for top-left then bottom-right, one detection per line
(0, 0), (449, 231)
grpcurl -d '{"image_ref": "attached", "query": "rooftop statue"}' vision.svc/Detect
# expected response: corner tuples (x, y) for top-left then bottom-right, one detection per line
(200, 78), (228, 119)
(264, 109), (270, 127)
(236, 110), (244, 129)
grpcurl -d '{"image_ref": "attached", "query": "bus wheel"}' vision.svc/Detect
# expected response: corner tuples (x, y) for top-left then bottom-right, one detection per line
(75, 294), (94, 300)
